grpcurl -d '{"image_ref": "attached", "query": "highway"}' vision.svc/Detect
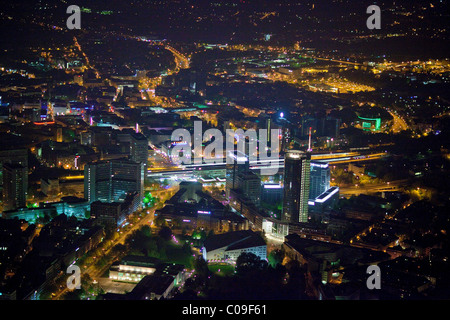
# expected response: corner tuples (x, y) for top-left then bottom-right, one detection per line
(387, 109), (409, 133)
(165, 45), (190, 69)
(304, 54), (363, 66)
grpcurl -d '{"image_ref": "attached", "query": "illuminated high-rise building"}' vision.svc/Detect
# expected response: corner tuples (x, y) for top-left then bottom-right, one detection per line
(309, 160), (331, 200)
(0, 148), (28, 188)
(3, 163), (28, 210)
(225, 150), (248, 199)
(282, 150), (311, 223)
(130, 132), (149, 169)
(236, 171), (261, 205)
(84, 159), (144, 206)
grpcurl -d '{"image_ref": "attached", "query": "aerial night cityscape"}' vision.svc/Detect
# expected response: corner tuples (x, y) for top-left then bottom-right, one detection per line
(0, 0), (449, 312)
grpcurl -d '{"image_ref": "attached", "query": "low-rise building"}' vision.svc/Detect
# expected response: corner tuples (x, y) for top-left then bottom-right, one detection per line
(202, 230), (267, 263)
(129, 274), (175, 300)
(109, 255), (160, 282)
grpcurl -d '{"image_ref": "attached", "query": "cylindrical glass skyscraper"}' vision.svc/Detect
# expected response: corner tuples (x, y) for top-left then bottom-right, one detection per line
(282, 150), (311, 223)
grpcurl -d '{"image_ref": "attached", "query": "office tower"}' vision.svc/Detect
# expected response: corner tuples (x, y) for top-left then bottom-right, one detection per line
(84, 159), (144, 206)
(225, 150), (249, 198)
(324, 117), (341, 138)
(309, 161), (331, 200)
(89, 127), (113, 148)
(0, 148), (28, 188)
(316, 117), (341, 138)
(130, 132), (149, 168)
(236, 170), (261, 205)
(282, 150), (311, 223)
(3, 163), (28, 210)
(303, 116), (341, 139)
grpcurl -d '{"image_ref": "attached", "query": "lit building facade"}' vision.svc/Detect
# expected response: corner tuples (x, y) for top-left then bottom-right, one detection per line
(282, 150), (311, 223)
(84, 159), (144, 205)
(309, 161), (331, 200)
(2, 163), (28, 210)
(308, 186), (340, 214)
(225, 150), (249, 198)
(130, 132), (149, 170)
(109, 255), (159, 282)
(236, 170), (261, 206)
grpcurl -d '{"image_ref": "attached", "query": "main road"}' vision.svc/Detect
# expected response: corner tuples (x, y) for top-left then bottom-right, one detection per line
(387, 109), (409, 133)
(165, 45), (190, 69)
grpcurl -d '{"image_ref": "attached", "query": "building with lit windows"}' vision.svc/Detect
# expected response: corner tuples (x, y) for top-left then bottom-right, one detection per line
(157, 181), (248, 233)
(282, 150), (311, 223)
(2, 163), (28, 210)
(108, 255), (187, 292)
(356, 114), (382, 132)
(130, 132), (149, 170)
(109, 255), (160, 283)
(3, 205), (56, 223)
(0, 148), (28, 189)
(235, 170), (261, 206)
(54, 196), (90, 219)
(261, 183), (283, 204)
(225, 150), (249, 198)
(84, 159), (144, 205)
(308, 186), (340, 214)
(3, 196), (90, 223)
(309, 161), (331, 200)
(91, 191), (140, 227)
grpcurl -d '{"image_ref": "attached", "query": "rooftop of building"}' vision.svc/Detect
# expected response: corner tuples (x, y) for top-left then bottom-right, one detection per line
(129, 274), (174, 298)
(3, 162), (26, 169)
(86, 157), (139, 166)
(131, 132), (148, 141)
(203, 230), (266, 252)
(284, 233), (389, 266)
(156, 263), (185, 277)
(60, 196), (88, 204)
(120, 255), (161, 268)
(315, 186), (339, 201)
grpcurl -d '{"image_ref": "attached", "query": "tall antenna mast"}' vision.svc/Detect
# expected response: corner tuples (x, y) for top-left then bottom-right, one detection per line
(308, 127), (312, 152)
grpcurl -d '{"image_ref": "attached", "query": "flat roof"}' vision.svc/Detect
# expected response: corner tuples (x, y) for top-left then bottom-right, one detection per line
(121, 255), (161, 268)
(204, 230), (266, 252)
